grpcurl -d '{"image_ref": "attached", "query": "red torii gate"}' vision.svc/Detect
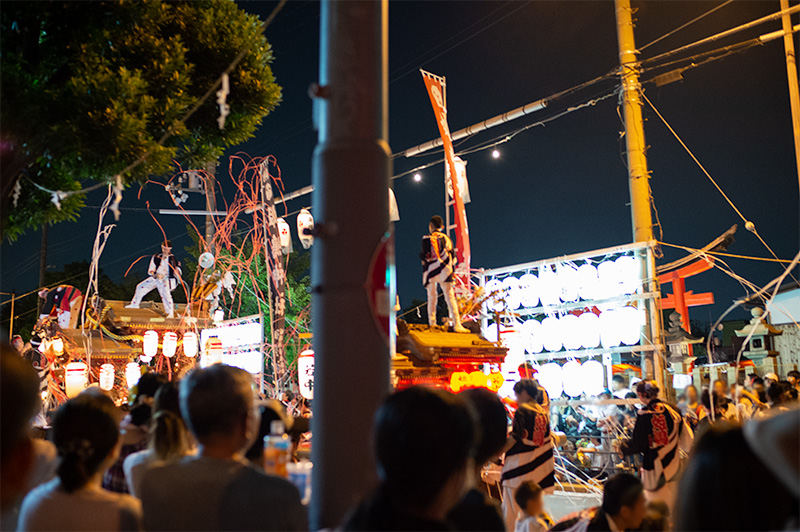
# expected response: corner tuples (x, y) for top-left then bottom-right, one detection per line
(659, 258), (715, 356)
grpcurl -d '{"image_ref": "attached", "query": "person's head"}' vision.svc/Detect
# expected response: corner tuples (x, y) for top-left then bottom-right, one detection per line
(374, 386), (476, 517)
(514, 481), (544, 518)
(52, 391), (120, 493)
(161, 240), (173, 255)
(153, 380), (181, 418)
(635, 380), (659, 402)
(713, 379), (728, 397)
(244, 400), (287, 464)
(136, 372), (168, 405)
(764, 373), (779, 386)
(149, 411), (189, 461)
(700, 388), (724, 415)
(281, 390), (295, 403)
(675, 422), (799, 530)
(599, 389), (613, 400)
(1, 344), (41, 510)
(676, 393), (686, 405)
(787, 370), (800, 388)
(459, 388), (507, 466)
(11, 335), (24, 352)
(601, 473), (647, 529)
(767, 381), (791, 406)
(429, 215), (444, 233)
(180, 365), (259, 455)
(611, 374), (626, 392)
(514, 379), (540, 405)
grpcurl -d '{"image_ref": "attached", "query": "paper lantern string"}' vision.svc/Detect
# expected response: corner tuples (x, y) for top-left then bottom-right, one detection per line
(216, 73), (230, 130)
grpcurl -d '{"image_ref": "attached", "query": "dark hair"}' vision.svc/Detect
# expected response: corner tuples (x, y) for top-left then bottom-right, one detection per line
(1, 345), (41, 464)
(374, 386), (476, 508)
(612, 374), (626, 384)
(245, 400), (285, 463)
(767, 381), (791, 405)
(635, 380), (659, 400)
(675, 423), (799, 530)
(602, 473), (644, 516)
(180, 364), (253, 440)
(129, 403), (152, 427)
(137, 372), (168, 399)
(52, 393), (119, 493)
(282, 390), (295, 402)
(787, 370), (800, 380)
(624, 391), (637, 399)
(149, 411), (188, 461)
(514, 480), (543, 510)
(154, 381), (181, 419)
(514, 379), (540, 401)
(752, 376), (764, 386)
(460, 388), (507, 465)
(429, 215), (444, 230)
(163, 240), (172, 248)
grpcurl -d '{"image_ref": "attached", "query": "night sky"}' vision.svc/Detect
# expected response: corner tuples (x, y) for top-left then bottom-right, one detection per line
(2, 1), (798, 330)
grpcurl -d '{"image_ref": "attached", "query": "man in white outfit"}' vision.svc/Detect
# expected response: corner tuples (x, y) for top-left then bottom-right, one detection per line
(127, 241), (182, 318)
(420, 216), (468, 333)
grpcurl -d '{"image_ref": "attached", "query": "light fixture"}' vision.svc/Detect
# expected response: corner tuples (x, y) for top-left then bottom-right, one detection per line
(518, 273), (539, 308)
(562, 360), (583, 398)
(205, 337), (223, 365)
(183, 332), (198, 358)
(558, 264), (580, 303)
(577, 263), (599, 301)
(578, 311), (601, 349)
(502, 276), (521, 310)
(99, 364), (115, 391)
(560, 314), (582, 350)
(483, 279), (505, 313)
(521, 318), (544, 354)
(298, 349), (315, 400)
(536, 362), (563, 399)
(297, 209), (315, 249)
(142, 330), (158, 359)
(538, 265), (561, 306)
(616, 255), (640, 294)
(580, 359), (605, 396)
(162, 331), (178, 358)
(65, 362), (88, 398)
(413, 173), (422, 182)
(125, 362), (141, 389)
(492, 149), (500, 159)
(541, 316), (562, 352)
(213, 309), (224, 322)
(618, 305), (642, 346)
(599, 310), (622, 348)
(51, 337), (64, 356)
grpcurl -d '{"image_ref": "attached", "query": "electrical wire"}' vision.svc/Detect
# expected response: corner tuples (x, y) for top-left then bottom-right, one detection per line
(639, 0), (735, 52)
(658, 241), (795, 264)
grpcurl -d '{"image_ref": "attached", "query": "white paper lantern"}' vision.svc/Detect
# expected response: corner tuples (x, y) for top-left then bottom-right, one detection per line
(521, 319), (544, 354)
(578, 311), (601, 349)
(277, 218), (293, 255)
(558, 264), (580, 303)
(298, 349), (315, 400)
(580, 359), (606, 396)
(503, 277), (522, 310)
(143, 330), (158, 358)
(541, 316), (562, 352)
(560, 314), (582, 350)
(539, 265), (561, 306)
(577, 263), (599, 301)
(65, 362), (88, 398)
(598, 260), (623, 299)
(198, 252), (216, 269)
(213, 309), (224, 322)
(297, 209), (315, 250)
(536, 362), (563, 399)
(205, 337), (223, 365)
(388, 188), (400, 222)
(162, 331), (178, 358)
(183, 332), (198, 358)
(99, 363), (115, 391)
(616, 255), (640, 294)
(599, 310), (622, 348)
(483, 279), (505, 313)
(518, 273), (540, 308)
(483, 322), (499, 343)
(51, 337), (65, 356)
(618, 305), (642, 346)
(562, 360), (583, 398)
(125, 362), (141, 389)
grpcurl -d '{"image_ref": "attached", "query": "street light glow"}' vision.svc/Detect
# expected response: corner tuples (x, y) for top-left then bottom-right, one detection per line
(413, 173), (422, 182)
(492, 149), (500, 159)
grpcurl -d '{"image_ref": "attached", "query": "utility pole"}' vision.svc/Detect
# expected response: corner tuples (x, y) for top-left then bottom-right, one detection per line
(37, 223), (48, 315)
(779, 0), (800, 199)
(615, 0), (667, 393)
(310, 0), (391, 529)
(204, 160), (218, 252)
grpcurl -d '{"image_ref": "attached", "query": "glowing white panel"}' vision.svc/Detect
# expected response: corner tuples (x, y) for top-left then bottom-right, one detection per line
(618, 305), (642, 346)
(536, 362), (563, 399)
(580, 359), (606, 396)
(541, 316), (562, 352)
(578, 311), (601, 349)
(560, 314), (582, 350)
(558, 264), (580, 302)
(503, 276), (522, 310)
(521, 319), (544, 354)
(577, 263), (599, 301)
(518, 273), (540, 308)
(616, 255), (640, 294)
(539, 265), (561, 306)
(597, 261), (622, 299)
(562, 360), (583, 398)
(599, 310), (621, 348)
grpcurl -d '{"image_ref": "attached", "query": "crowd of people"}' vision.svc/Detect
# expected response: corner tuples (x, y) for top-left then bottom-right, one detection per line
(2, 341), (799, 531)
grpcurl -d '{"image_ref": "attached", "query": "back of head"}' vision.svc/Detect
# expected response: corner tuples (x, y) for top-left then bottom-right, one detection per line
(137, 372), (168, 401)
(460, 388), (507, 465)
(612, 374), (625, 386)
(180, 364), (253, 441)
(676, 422), (799, 530)
(513, 379), (540, 402)
(429, 215), (444, 230)
(374, 386), (476, 508)
(602, 473), (643, 516)
(1, 344), (41, 466)
(514, 480), (542, 511)
(767, 381), (791, 405)
(52, 392), (119, 493)
(154, 380), (181, 418)
(635, 380), (659, 400)
(150, 410), (188, 461)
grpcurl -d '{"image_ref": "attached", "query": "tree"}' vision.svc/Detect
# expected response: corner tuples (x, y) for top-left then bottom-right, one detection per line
(1, 0), (281, 240)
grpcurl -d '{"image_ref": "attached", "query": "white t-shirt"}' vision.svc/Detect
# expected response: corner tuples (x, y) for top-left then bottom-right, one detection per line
(515, 514), (550, 532)
(18, 478), (142, 531)
(123, 449), (159, 499)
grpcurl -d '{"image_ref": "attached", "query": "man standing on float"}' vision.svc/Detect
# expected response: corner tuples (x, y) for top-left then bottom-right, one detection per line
(127, 240), (182, 318)
(420, 216), (469, 333)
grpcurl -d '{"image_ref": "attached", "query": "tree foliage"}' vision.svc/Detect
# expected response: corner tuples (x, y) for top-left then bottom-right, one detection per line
(1, 0), (281, 240)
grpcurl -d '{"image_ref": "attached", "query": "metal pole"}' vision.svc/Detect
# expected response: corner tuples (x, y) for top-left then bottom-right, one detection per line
(615, 0), (666, 391)
(9, 291), (15, 338)
(310, 1), (391, 529)
(779, 0), (800, 198)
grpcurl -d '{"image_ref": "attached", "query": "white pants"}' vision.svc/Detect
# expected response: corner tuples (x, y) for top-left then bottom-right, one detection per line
(427, 280), (461, 327)
(130, 277), (174, 316)
(501, 483), (522, 532)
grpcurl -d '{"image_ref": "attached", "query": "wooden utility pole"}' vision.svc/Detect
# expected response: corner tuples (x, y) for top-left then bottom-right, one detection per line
(204, 160), (218, 251)
(615, 0), (667, 392)
(779, 0), (800, 198)
(37, 223), (48, 315)
(310, 0), (391, 528)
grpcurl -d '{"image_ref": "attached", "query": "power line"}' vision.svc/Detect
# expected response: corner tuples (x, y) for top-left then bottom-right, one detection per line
(639, 0), (735, 52)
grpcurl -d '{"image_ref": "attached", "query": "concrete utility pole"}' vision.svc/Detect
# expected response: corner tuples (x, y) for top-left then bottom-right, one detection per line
(204, 160), (218, 252)
(310, 0), (391, 529)
(779, 0), (800, 198)
(615, 0), (667, 392)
